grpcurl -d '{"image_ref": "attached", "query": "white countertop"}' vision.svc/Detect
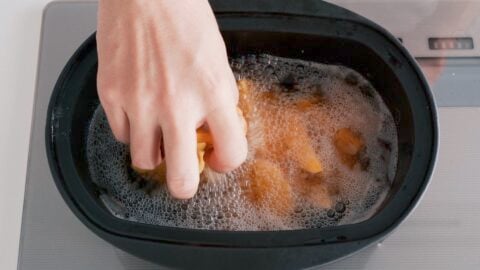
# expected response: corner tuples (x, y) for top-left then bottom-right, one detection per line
(0, 0), (52, 269)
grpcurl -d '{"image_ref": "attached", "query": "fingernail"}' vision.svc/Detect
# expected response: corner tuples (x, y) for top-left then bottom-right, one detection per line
(167, 176), (198, 199)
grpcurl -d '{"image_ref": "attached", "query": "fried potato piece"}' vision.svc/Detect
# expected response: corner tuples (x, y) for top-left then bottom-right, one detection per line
(334, 128), (365, 168)
(237, 79), (256, 121)
(293, 95), (323, 112)
(307, 184), (333, 209)
(284, 122), (323, 174)
(295, 99), (316, 111)
(254, 100), (323, 174)
(242, 159), (293, 216)
(295, 172), (333, 209)
(132, 163), (167, 183)
(239, 78), (326, 211)
(196, 129), (213, 145)
(197, 142), (208, 173)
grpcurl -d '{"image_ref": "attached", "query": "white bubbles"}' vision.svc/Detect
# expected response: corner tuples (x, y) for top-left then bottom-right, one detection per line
(86, 54), (398, 231)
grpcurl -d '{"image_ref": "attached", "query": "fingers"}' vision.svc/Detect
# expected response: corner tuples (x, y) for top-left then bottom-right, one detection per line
(226, 67), (239, 103)
(162, 121), (199, 199)
(129, 119), (163, 170)
(102, 105), (130, 143)
(206, 105), (248, 172)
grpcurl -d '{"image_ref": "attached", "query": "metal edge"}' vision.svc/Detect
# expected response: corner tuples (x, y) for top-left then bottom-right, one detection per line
(16, 1), (54, 269)
(17, 1), (99, 268)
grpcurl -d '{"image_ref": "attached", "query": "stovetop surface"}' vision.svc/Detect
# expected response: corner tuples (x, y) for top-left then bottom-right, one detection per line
(18, 2), (480, 269)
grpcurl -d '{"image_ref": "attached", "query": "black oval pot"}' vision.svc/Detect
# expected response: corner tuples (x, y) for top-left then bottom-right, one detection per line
(46, 1), (438, 269)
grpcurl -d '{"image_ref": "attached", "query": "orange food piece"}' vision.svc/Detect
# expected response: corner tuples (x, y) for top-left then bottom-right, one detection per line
(237, 79), (256, 121)
(255, 99), (323, 174)
(335, 128), (364, 155)
(284, 122), (323, 174)
(133, 163), (167, 183)
(296, 172), (333, 209)
(197, 142), (208, 173)
(334, 128), (365, 168)
(295, 99), (316, 111)
(238, 79), (326, 210)
(242, 159), (293, 216)
(196, 129), (213, 145)
(294, 95), (323, 112)
(307, 184), (333, 209)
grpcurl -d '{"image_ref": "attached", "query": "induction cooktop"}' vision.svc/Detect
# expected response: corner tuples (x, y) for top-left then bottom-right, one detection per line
(18, 1), (480, 269)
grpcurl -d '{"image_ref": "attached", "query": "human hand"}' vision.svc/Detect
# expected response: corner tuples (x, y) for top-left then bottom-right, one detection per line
(96, 0), (248, 199)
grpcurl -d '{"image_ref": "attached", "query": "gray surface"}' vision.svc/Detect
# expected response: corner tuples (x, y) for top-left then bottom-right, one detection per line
(418, 57), (480, 107)
(18, 1), (480, 269)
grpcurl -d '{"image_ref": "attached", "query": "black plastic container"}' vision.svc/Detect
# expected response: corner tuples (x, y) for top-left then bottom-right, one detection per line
(46, 1), (438, 269)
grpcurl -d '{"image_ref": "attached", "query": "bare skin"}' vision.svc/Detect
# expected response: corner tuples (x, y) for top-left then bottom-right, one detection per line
(97, 0), (248, 199)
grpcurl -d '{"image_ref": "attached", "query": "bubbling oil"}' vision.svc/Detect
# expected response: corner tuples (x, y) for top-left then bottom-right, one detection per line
(87, 54), (398, 230)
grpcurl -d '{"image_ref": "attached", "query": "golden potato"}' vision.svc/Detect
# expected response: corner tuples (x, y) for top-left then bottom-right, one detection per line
(132, 162), (167, 183)
(237, 79), (256, 121)
(296, 171), (333, 209)
(306, 184), (333, 209)
(284, 122), (323, 174)
(293, 94), (323, 112)
(242, 159), (293, 216)
(334, 128), (365, 168)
